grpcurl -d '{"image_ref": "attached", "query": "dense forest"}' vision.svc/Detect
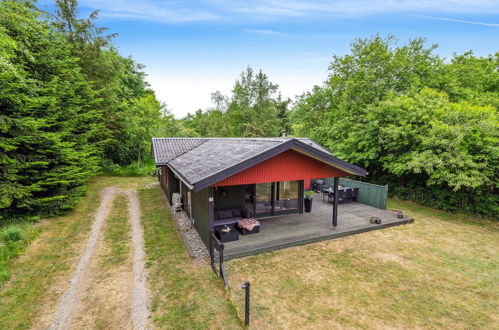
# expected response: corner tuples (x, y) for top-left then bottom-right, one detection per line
(0, 0), (174, 219)
(175, 38), (498, 219)
(1, 0), (497, 220)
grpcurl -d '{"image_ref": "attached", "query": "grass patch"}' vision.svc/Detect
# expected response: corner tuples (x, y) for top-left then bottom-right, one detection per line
(226, 199), (499, 329)
(0, 177), (154, 329)
(101, 194), (131, 268)
(73, 191), (134, 329)
(139, 186), (242, 329)
(0, 221), (43, 288)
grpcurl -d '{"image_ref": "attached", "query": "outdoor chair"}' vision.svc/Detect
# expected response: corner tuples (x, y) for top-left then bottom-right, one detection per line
(337, 189), (346, 203)
(327, 191), (334, 203)
(351, 187), (359, 202)
(328, 189), (345, 203)
(313, 179), (324, 192)
(343, 188), (353, 202)
(322, 186), (332, 202)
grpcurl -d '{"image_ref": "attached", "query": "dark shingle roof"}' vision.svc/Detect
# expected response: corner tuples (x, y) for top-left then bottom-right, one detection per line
(152, 138), (207, 163)
(152, 137), (367, 191)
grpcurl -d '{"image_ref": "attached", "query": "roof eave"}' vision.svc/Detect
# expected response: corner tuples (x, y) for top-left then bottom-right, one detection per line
(291, 139), (368, 176)
(156, 163), (195, 190)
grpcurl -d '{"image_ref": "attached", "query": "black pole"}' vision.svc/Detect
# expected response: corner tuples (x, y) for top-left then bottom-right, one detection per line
(332, 177), (338, 228)
(209, 231), (215, 272)
(241, 282), (250, 326)
(219, 243), (224, 276)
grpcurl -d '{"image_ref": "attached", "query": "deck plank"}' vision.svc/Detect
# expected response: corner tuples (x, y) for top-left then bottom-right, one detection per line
(223, 196), (413, 260)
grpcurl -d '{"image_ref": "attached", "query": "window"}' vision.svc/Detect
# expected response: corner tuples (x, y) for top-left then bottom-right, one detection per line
(255, 183), (272, 214)
(275, 181), (299, 211)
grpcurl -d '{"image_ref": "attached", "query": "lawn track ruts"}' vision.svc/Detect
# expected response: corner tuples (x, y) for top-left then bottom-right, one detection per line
(47, 186), (118, 330)
(123, 189), (151, 330)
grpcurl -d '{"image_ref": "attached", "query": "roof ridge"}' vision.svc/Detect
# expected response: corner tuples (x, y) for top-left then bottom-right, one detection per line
(152, 137), (294, 140)
(167, 138), (209, 162)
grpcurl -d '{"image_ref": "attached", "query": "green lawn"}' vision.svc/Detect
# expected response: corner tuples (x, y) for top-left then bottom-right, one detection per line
(0, 177), (153, 329)
(226, 199), (499, 329)
(139, 186), (242, 329)
(1, 178), (497, 329)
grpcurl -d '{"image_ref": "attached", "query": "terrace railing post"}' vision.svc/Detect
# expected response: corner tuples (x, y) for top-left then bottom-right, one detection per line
(219, 243), (224, 276)
(210, 232), (228, 286)
(219, 243), (228, 287)
(209, 231), (216, 273)
(332, 177), (339, 228)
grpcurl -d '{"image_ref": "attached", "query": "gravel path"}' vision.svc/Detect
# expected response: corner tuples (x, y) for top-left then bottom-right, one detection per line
(125, 190), (150, 330)
(47, 186), (117, 330)
(158, 188), (209, 262)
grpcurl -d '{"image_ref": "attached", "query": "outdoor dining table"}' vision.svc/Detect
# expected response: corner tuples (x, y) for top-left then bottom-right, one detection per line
(322, 186), (349, 202)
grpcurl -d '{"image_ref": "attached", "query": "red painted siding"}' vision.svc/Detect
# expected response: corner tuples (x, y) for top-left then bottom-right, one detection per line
(213, 149), (349, 188)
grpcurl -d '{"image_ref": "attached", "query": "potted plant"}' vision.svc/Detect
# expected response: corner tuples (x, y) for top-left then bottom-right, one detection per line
(304, 190), (314, 212)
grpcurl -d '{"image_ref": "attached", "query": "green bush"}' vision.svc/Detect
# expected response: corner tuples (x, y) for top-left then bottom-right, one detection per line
(390, 186), (498, 220)
(3, 227), (23, 242)
(99, 158), (156, 177)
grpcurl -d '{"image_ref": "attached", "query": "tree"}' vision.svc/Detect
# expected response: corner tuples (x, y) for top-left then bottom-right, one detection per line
(123, 93), (162, 163)
(227, 66), (282, 137)
(275, 93), (292, 136)
(290, 35), (498, 218)
(441, 51), (499, 108)
(180, 66), (288, 138)
(51, 0), (161, 166)
(0, 0), (101, 217)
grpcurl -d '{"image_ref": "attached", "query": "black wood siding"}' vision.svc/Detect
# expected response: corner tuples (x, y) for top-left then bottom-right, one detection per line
(191, 187), (210, 246)
(159, 166), (181, 205)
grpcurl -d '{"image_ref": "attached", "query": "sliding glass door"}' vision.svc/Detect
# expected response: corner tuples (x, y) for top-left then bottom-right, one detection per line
(274, 181), (299, 213)
(254, 181), (300, 217)
(255, 182), (273, 216)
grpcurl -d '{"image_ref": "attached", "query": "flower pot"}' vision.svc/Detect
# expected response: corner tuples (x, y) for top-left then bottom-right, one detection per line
(304, 198), (313, 212)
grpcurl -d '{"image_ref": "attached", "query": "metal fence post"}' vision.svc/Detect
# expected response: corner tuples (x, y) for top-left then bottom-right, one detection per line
(241, 282), (250, 326)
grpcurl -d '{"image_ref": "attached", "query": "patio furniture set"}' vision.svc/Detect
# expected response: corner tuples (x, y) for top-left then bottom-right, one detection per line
(314, 180), (359, 203)
(213, 207), (261, 243)
(322, 186), (359, 203)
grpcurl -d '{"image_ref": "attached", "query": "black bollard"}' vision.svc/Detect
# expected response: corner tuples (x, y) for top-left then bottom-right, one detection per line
(241, 282), (250, 326)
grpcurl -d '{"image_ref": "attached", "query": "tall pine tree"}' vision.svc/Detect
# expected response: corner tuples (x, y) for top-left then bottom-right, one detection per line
(0, 0), (102, 217)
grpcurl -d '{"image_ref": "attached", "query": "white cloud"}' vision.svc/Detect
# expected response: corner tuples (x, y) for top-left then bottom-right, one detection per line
(416, 15), (499, 27)
(79, 0), (218, 23)
(212, 0), (499, 19)
(246, 29), (284, 35)
(68, 0), (499, 24)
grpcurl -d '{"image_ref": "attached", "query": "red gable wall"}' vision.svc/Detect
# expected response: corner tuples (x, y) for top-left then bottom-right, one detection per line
(213, 149), (349, 189)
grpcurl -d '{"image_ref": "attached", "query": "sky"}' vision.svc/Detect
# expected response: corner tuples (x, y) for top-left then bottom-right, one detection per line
(38, 0), (499, 117)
